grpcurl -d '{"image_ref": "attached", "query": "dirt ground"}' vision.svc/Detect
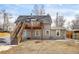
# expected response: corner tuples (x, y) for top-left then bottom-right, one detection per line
(1, 40), (79, 54)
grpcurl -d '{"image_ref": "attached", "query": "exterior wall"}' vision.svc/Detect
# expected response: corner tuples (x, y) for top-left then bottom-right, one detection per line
(22, 21), (66, 40)
(22, 28), (66, 39)
(22, 23), (51, 39)
(22, 29), (31, 39)
(22, 25), (67, 39)
(22, 29), (42, 39)
(50, 30), (56, 38)
(43, 24), (51, 39)
(51, 29), (66, 39)
(32, 30), (41, 39)
(60, 30), (66, 39)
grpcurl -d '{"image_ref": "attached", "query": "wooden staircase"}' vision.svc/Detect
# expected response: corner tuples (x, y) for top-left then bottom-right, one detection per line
(11, 22), (22, 38)
(17, 22), (26, 44)
(11, 21), (26, 45)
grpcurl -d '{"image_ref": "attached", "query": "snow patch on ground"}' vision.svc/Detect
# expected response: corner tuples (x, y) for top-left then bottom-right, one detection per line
(0, 46), (12, 51)
(0, 45), (17, 52)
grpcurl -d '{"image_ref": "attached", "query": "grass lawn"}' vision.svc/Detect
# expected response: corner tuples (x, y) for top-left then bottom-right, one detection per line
(0, 40), (79, 54)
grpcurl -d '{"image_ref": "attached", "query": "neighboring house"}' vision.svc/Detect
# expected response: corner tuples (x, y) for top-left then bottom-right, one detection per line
(72, 29), (79, 40)
(66, 30), (73, 39)
(8, 23), (16, 32)
(67, 29), (79, 40)
(0, 24), (3, 31)
(70, 20), (79, 40)
(70, 22), (79, 40)
(66, 25), (79, 40)
(0, 23), (15, 32)
(51, 27), (66, 39)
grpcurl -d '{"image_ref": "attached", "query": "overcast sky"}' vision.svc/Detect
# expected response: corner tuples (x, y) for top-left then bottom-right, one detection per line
(0, 4), (79, 25)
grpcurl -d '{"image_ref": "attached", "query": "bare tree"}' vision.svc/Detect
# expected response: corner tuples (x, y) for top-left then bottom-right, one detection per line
(32, 4), (45, 15)
(71, 19), (79, 29)
(32, 5), (39, 15)
(39, 5), (45, 15)
(54, 12), (65, 27)
(65, 14), (79, 30)
(66, 21), (73, 30)
(68, 15), (79, 29)
(0, 10), (12, 31)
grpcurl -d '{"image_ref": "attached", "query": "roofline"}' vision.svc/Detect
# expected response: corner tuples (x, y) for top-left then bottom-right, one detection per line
(15, 14), (52, 24)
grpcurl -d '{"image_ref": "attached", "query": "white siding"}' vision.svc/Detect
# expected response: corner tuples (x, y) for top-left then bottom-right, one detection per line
(35, 30), (41, 37)
(43, 24), (51, 39)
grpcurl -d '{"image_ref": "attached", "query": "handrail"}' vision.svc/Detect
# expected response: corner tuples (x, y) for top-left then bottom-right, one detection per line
(17, 22), (26, 43)
(11, 21), (22, 38)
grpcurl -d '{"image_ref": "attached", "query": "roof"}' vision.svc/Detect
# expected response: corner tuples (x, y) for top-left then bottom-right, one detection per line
(15, 14), (52, 24)
(72, 29), (79, 31)
(51, 27), (66, 30)
(73, 25), (79, 29)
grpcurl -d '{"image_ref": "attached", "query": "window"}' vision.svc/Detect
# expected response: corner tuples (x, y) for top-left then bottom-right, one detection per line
(35, 30), (40, 36)
(56, 30), (60, 36)
(45, 30), (50, 36)
(36, 31), (39, 35)
(31, 19), (36, 21)
(46, 31), (49, 34)
(57, 31), (59, 36)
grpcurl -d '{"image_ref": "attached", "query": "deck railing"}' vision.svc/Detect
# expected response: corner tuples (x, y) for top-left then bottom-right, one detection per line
(26, 22), (41, 27)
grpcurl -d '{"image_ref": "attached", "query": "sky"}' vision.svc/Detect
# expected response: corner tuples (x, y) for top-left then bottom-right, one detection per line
(0, 4), (79, 26)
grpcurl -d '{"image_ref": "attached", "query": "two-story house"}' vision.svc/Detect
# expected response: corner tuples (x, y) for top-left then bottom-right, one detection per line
(11, 14), (52, 44)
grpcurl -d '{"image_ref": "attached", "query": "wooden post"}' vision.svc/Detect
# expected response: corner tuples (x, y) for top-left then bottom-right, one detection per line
(31, 20), (33, 40)
(31, 26), (33, 40)
(41, 22), (43, 40)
